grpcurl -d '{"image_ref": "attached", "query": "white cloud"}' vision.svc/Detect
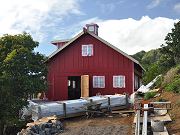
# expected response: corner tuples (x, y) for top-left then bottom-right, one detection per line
(174, 3), (180, 13)
(0, 0), (82, 42)
(147, 0), (163, 9)
(53, 17), (102, 40)
(51, 16), (178, 55)
(83, 16), (178, 55)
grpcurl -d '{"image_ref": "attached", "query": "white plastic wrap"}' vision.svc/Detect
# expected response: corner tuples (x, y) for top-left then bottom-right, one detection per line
(137, 75), (161, 93)
(30, 95), (127, 121)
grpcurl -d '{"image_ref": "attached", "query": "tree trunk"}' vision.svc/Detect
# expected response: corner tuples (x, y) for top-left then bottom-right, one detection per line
(3, 124), (7, 135)
(0, 121), (4, 135)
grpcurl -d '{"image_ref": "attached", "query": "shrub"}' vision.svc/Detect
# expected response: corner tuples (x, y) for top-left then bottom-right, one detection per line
(144, 92), (157, 100)
(165, 77), (180, 93)
(162, 65), (180, 87)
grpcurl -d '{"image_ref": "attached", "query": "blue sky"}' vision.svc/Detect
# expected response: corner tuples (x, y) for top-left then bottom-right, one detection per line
(0, 0), (179, 55)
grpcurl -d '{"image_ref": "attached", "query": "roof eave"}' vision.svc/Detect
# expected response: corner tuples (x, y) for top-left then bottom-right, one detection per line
(46, 31), (84, 62)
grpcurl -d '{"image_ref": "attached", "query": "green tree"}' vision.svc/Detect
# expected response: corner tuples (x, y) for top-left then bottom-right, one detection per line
(143, 62), (161, 84)
(131, 50), (146, 63)
(141, 49), (161, 70)
(160, 21), (180, 65)
(0, 33), (47, 134)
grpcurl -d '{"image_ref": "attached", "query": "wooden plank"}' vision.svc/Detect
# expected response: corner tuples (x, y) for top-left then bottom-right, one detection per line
(111, 105), (128, 111)
(150, 102), (171, 104)
(55, 112), (86, 119)
(142, 104), (148, 135)
(133, 114), (172, 124)
(63, 103), (66, 117)
(151, 114), (172, 122)
(112, 110), (135, 114)
(81, 75), (89, 98)
(27, 116), (57, 127)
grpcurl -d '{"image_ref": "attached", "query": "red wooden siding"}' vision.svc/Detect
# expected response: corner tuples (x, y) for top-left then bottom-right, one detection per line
(47, 33), (135, 100)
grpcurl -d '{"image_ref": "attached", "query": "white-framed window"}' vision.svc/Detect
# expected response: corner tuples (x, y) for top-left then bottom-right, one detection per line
(93, 76), (105, 88)
(113, 75), (125, 88)
(82, 44), (93, 56)
(88, 26), (94, 32)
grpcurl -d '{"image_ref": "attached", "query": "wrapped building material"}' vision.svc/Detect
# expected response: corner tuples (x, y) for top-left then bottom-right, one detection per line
(88, 95), (126, 108)
(30, 95), (127, 121)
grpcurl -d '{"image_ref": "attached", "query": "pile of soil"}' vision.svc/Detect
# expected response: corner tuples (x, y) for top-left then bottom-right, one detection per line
(153, 91), (180, 134)
(60, 115), (133, 135)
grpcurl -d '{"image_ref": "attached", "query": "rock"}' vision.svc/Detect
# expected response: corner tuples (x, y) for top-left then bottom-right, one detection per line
(18, 120), (63, 135)
(121, 114), (129, 117)
(39, 130), (46, 135)
(45, 128), (50, 134)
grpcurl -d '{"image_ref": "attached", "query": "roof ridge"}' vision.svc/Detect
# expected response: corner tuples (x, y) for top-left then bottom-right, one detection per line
(47, 31), (144, 70)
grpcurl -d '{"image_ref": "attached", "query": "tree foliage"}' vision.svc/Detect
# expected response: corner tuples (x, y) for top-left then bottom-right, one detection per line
(160, 21), (180, 65)
(132, 21), (180, 84)
(0, 33), (47, 134)
(131, 50), (146, 63)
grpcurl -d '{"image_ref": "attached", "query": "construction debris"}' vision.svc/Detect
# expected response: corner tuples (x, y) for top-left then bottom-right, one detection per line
(130, 75), (162, 104)
(137, 75), (162, 93)
(134, 101), (172, 135)
(17, 120), (63, 135)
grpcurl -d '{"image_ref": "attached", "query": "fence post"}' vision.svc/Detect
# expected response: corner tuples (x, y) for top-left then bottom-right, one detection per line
(63, 103), (67, 117)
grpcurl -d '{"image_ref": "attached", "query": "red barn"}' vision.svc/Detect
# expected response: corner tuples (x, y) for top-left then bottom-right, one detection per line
(47, 24), (143, 101)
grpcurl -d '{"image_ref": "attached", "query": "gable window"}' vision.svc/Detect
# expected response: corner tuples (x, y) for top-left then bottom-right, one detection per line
(82, 44), (93, 56)
(93, 76), (105, 88)
(113, 75), (125, 88)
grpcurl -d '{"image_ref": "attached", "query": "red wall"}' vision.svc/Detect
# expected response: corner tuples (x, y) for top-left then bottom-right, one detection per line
(47, 33), (134, 101)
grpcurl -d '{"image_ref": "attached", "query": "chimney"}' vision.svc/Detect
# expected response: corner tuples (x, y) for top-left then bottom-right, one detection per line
(51, 39), (70, 49)
(86, 23), (99, 36)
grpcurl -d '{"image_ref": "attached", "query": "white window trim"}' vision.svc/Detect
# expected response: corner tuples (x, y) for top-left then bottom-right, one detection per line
(113, 75), (125, 88)
(93, 76), (105, 88)
(82, 44), (93, 56)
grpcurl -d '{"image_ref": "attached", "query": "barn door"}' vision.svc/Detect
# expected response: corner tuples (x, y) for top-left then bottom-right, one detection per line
(68, 76), (81, 100)
(81, 75), (89, 98)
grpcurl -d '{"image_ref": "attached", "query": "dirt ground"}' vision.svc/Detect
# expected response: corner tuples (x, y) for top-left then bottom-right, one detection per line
(60, 114), (134, 135)
(153, 91), (180, 135)
(59, 91), (180, 135)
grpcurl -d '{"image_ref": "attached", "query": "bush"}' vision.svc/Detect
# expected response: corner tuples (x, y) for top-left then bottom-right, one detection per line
(162, 65), (180, 87)
(144, 92), (157, 100)
(165, 77), (180, 93)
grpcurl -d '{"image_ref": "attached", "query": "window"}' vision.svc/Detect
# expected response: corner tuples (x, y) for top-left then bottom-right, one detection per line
(134, 75), (139, 89)
(88, 26), (94, 32)
(113, 75), (125, 88)
(72, 81), (76, 88)
(93, 76), (105, 88)
(82, 44), (93, 56)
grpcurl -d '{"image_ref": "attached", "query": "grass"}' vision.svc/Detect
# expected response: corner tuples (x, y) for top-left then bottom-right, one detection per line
(144, 92), (157, 100)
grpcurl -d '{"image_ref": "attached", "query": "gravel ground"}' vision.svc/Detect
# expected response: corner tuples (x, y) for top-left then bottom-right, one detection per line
(60, 115), (133, 135)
